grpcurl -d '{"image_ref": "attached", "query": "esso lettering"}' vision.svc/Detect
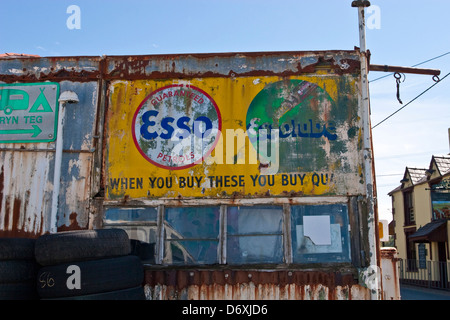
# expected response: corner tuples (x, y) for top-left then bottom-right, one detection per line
(132, 84), (221, 170)
(140, 110), (213, 140)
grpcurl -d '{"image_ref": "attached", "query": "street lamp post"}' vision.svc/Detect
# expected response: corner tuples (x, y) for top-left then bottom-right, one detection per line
(352, 0), (382, 300)
(49, 91), (79, 234)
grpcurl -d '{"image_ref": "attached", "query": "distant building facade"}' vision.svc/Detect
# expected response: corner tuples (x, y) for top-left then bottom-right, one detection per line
(389, 155), (450, 289)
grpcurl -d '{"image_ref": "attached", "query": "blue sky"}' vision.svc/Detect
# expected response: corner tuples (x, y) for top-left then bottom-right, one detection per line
(1, 0), (450, 221)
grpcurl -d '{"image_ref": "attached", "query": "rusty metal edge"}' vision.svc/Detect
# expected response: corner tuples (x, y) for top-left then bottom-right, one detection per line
(0, 56), (102, 83)
(0, 50), (362, 83)
(105, 50), (362, 80)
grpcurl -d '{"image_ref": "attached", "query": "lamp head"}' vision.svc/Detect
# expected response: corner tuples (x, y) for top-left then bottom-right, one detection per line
(58, 91), (79, 104)
(351, 0), (371, 7)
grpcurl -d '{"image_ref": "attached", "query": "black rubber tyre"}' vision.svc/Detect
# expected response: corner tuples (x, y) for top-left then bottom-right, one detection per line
(129, 239), (155, 263)
(0, 238), (36, 261)
(35, 229), (131, 266)
(36, 255), (143, 299)
(45, 285), (146, 300)
(0, 260), (38, 283)
(0, 238), (39, 300)
(0, 281), (39, 300)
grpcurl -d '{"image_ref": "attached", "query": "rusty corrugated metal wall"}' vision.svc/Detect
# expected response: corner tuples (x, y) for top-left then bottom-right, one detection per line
(0, 57), (104, 236)
(144, 269), (371, 300)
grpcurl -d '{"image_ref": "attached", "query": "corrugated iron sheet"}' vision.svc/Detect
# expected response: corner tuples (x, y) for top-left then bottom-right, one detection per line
(0, 54), (101, 235)
(0, 150), (51, 237)
(143, 269), (371, 300)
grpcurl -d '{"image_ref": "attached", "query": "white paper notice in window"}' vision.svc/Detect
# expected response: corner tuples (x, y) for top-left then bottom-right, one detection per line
(295, 215), (343, 254)
(303, 215), (332, 245)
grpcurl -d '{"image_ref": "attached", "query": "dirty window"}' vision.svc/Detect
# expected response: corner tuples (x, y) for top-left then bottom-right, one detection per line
(103, 207), (158, 244)
(291, 204), (351, 263)
(103, 207), (158, 264)
(104, 207), (158, 223)
(227, 206), (283, 264)
(164, 207), (220, 265)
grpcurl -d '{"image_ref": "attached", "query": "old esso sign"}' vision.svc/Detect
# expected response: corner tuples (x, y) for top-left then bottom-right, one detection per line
(132, 84), (221, 170)
(0, 82), (59, 143)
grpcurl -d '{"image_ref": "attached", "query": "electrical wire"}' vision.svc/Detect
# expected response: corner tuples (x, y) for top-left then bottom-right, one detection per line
(376, 174), (403, 177)
(370, 51), (450, 83)
(371, 71), (450, 129)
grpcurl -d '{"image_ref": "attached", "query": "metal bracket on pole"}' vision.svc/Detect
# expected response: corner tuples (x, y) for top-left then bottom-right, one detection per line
(369, 64), (441, 77)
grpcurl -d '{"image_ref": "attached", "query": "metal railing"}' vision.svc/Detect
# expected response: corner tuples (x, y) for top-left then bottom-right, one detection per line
(399, 259), (450, 290)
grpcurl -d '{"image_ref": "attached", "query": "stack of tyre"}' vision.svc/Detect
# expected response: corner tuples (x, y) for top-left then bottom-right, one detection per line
(34, 228), (146, 300)
(0, 238), (39, 300)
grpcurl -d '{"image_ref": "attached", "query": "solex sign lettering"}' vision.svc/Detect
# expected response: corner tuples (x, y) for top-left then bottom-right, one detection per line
(0, 82), (59, 143)
(132, 85), (221, 170)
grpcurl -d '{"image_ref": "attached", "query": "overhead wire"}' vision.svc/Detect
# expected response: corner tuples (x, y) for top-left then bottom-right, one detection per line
(376, 173), (403, 177)
(370, 51), (450, 128)
(371, 70), (450, 129)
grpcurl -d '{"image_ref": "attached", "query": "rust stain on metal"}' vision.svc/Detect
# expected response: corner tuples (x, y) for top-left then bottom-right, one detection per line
(0, 56), (101, 83)
(144, 269), (366, 300)
(0, 150), (50, 237)
(58, 212), (83, 232)
(380, 247), (396, 259)
(0, 136), (93, 236)
(0, 194), (42, 238)
(0, 50), (361, 83)
(380, 247), (401, 300)
(12, 198), (21, 233)
(105, 50), (361, 81)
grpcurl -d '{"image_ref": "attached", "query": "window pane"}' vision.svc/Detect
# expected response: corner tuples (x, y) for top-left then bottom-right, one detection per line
(227, 235), (283, 264)
(165, 240), (218, 265)
(103, 207), (157, 264)
(227, 206), (282, 235)
(403, 191), (415, 225)
(104, 207), (157, 223)
(291, 204), (351, 263)
(165, 207), (220, 239)
(164, 207), (220, 265)
(227, 206), (283, 264)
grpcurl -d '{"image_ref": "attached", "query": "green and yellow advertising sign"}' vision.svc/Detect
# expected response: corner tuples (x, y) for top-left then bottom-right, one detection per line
(105, 74), (364, 200)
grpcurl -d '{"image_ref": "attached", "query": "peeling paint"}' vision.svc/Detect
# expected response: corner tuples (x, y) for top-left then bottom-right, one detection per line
(0, 78), (100, 234)
(143, 269), (371, 300)
(106, 73), (364, 200)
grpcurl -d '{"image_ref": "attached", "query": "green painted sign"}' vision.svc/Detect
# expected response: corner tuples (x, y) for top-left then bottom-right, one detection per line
(246, 79), (359, 173)
(0, 82), (59, 143)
